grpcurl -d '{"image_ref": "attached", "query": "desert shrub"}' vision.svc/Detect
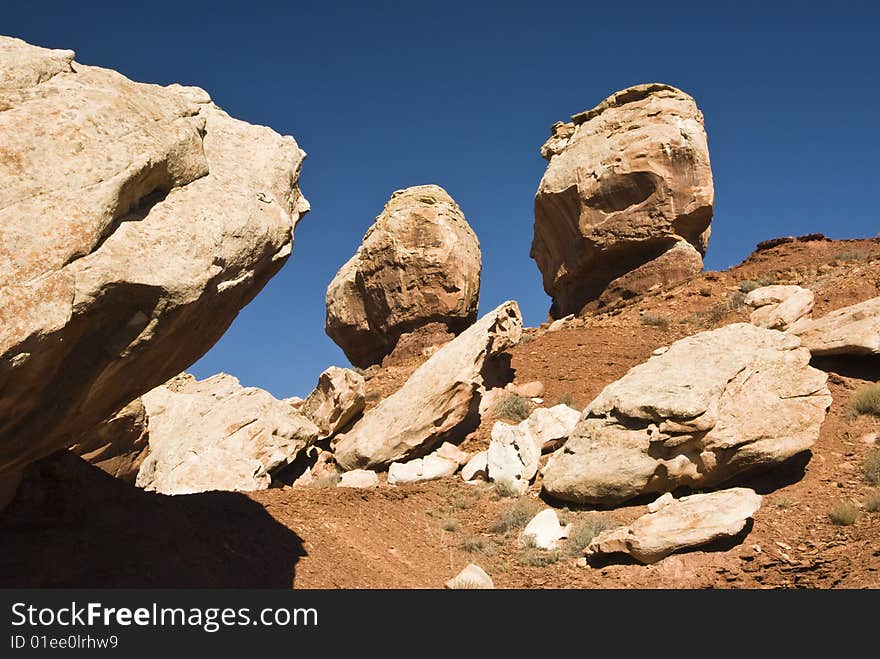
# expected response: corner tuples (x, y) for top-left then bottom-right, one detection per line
(828, 502), (858, 526)
(641, 313), (670, 329)
(850, 385), (880, 419)
(307, 473), (341, 488)
(459, 536), (490, 553)
(863, 449), (880, 485)
(492, 478), (520, 499)
(835, 250), (862, 262)
(519, 548), (561, 567)
(450, 493), (478, 510)
(490, 497), (542, 534)
(773, 496), (794, 510)
(864, 490), (880, 513)
(518, 333), (534, 345)
(739, 280), (761, 293)
(493, 393), (534, 422)
(566, 515), (616, 557)
(726, 291), (747, 311)
(557, 392), (578, 409)
(441, 517), (461, 532)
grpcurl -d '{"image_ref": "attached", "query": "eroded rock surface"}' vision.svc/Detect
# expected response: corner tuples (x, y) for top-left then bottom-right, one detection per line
(71, 399), (150, 482)
(790, 296), (880, 356)
(299, 367), (365, 438)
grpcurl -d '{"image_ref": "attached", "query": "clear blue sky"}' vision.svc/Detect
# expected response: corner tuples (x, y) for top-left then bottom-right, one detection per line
(6, 2), (878, 398)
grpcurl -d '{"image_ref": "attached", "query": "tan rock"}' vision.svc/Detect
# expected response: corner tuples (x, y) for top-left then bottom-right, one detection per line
(0, 37), (308, 498)
(520, 509), (571, 550)
(789, 296), (880, 355)
(506, 381), (545, 399)
(387, 454), (458, 485)
(136, 374), (318, 494)
(521, 404), (582, 452)
(543, 324), (831, 505)
(337, 469), (379, 488)
(434, 442), (470, 466)
(299, 366), (365, 437)
(291, 447), (338, 487)
(325, 185), (481, 368)
(585, 488), (762, 564)
(333, 301), (522, 470)
(71, 398), (150, 482)
(532, 83), (713, 317)
(445, 563), (494, 589)
(745, 285), (814, 330)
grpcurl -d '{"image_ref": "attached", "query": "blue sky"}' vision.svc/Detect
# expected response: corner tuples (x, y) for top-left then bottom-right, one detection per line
(5, 2), (878, 397)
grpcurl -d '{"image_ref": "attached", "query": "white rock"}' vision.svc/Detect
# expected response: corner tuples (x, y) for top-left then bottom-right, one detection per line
(487, 421), (541, 495)
(445, 563), (494, 589)
(387, 454), (458, 486)
(461, 451), (489, 482)
(745, 285), (814, 330)
(434, 442), (470, 466)
(337, 469), (379, 488)
(790, 296), (880, 356)
(520, 509), (572, 550)
(522, 404), (582, 452)
(299, 366), (365, 438)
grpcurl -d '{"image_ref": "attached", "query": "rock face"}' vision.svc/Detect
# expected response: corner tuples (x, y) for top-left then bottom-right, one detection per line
(136, 374), (319, 494)
(333, 301), (522, 470)
(585, 488), (762, 564)
(299, 367), (365, 437)
(532, 84), (714, 317)
(745, 285), (814, 330)
(542, 324), (831, 505)
(790, 296), (880, 356)
(71, 399), (150, 482)
(325, 185), (481, 368)
(0, 37), (308, 501)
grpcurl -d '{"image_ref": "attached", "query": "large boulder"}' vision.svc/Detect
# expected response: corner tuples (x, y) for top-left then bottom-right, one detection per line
(325, 185), (481, 368)
(333, 301), (522, 470)
(0, 37), (308, 506)
(745, 285), (814, 330)
(585, 488), (762, 564)
(71, 398), (150, 482)
(136, 374), (319, 494)
(532, 83), (714, 318)
(790, 296), (880, 356)
(542, 324), (831, 505)
(299, 366), (365, 438)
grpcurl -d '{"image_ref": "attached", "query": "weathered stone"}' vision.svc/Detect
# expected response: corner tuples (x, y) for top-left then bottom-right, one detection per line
(506, 381), (545, 399)
(0, 37), (308, 499)
(585, 488), (762, 564)
(532, 83), (713, 317)
(291, 447), (338, 487)
(71, 398), (149, 482)
(325, 185), (481, 368)
(300, 366), (365, 437)
(543, 324), (831, 505)
(790, 296), (880, 356)
(487, 421), (541, 496)
(434, 442), (470, 466)
(461, 451), (489, 482)
(334, 301), (522, 470)
(445, 563), (494, 589)
(521, 404), (582, 452)
(387, 454), (458, 486)
(745, 285), (814, 330)
(520, 509), (571, 550)
(136, 374), (318, 494)
(337, 469), (379, 488)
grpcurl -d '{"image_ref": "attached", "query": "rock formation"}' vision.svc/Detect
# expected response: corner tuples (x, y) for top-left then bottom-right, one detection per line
(71, 399), (150, 482)
(136, 374), (319, 494)
(585, 488), (762, 564)
(542, 324), (831, 505)
(745, 285), (814, 330)
(325, 185), (481, 368)
(532, 83), (714, 317)
(790, 296), (880, 356)
(299, 366), (365, 438)
(333, 301), (522, 470)
(0, 37), (308, 506)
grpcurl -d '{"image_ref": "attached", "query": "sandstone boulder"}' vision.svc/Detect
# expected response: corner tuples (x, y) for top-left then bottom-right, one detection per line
(487, 421), (542, 495)
(325, 185), (481, 368)
(136, 374), (318, 494)
(299, 366), (365, 437)
(542, 324), (831, 505)
(745, 285), (814, 330)
(337, 469), (379, 488)
(0, 37), (308, 505)
(333, 301), (522, 470)
(291, 447), (339, 487)
(790, 296), (880, 356)
(445, 563), (494, 589)
(521, 404), (582, 452)
(461, 451), (489, 482)
(71, 398), (150, 482)
(532, 83), (714, 317)
(585, 488), (762, 564)
(387, 454), (459, 486)
(520, 509), (571, 550)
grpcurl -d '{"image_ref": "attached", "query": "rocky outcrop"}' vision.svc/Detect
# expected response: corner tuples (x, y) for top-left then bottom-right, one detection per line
(71, 399), (150, 482)
(325, 185), (481, 368)
(585, 488), (762, 564)
(333, 301), (522, 470)
(0, 37), (308, 501)
(542, 324), (831, 505)
(790, 296), (880, 356)
(532, 83), (714, 317)
(136, 374), (318, 494)
(745, 285), (814, 330)
(299, 367), (365, 437)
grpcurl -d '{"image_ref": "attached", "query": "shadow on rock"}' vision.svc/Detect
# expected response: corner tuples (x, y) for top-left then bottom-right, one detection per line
(0, 452), (306, 587)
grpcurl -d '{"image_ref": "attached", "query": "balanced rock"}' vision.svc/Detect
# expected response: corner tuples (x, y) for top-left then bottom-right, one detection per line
(585, 488), (762, 564)
(71, 398), (150, 482)
(136, 374), (318, 494)
(542, 324), (831, 505)
(333, 301), (522, 470)
(790, 296), (880, 356)
(325, 185), (481, 368)
(299, 366), (365, 437)
(532, 83), (714, 317)
(745, 285), (814, 330)
(0, 37), (308, 506)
